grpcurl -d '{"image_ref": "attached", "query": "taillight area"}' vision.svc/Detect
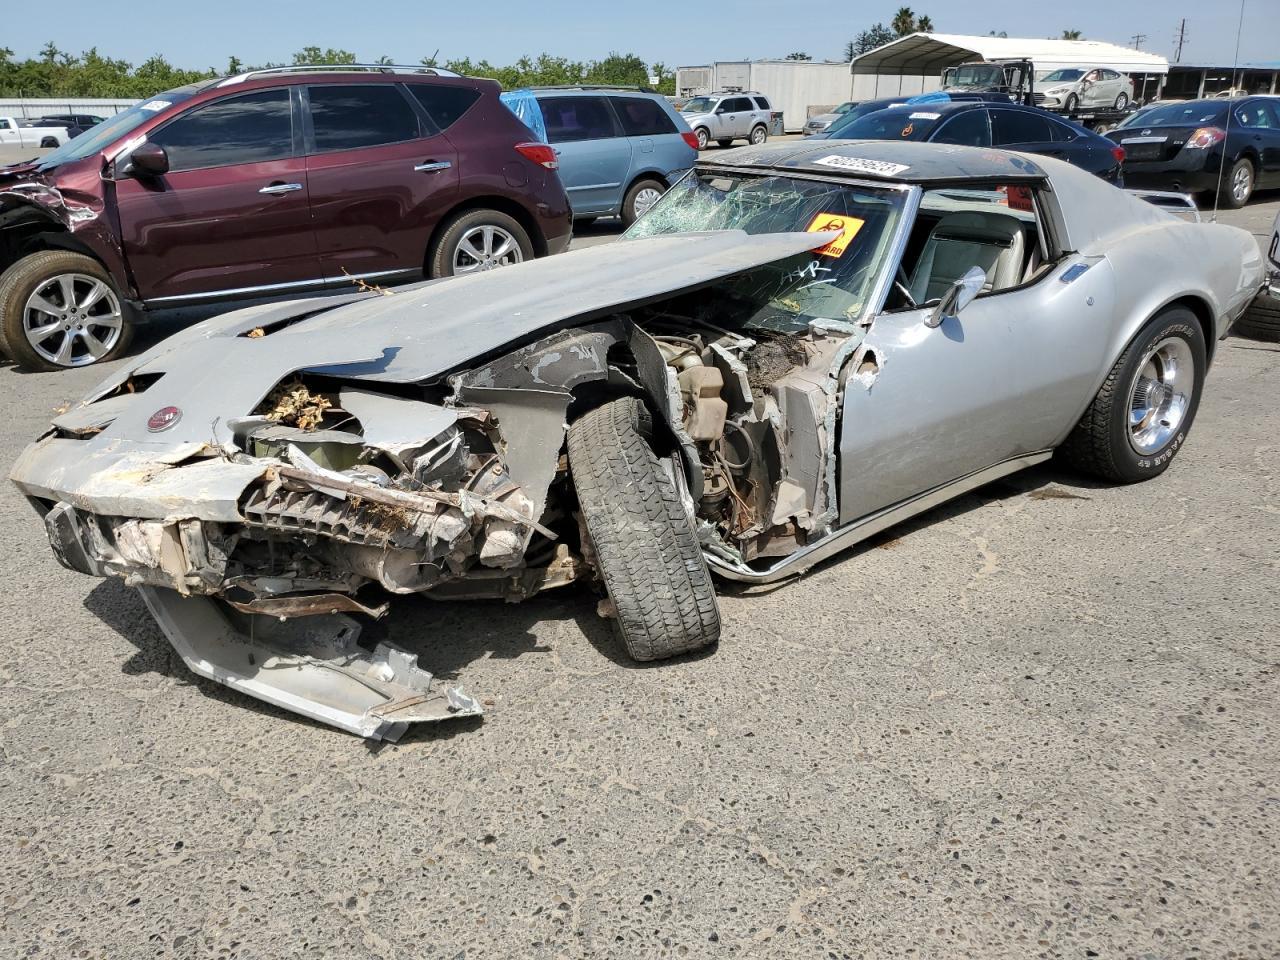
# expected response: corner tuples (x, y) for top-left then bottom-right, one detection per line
(515, 142), (558, 169)
(681, 131), (700, 151)
(1111, 145), (1126, 165)
(1185, 127), (1225, 150)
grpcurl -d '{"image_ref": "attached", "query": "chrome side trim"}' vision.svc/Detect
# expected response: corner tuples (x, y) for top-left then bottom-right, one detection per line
(704, 451), (1053, 584)
(144, 269), (413, 305)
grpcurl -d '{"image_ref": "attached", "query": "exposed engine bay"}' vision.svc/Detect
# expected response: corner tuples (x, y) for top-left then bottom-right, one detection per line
(41, 292), (868, 616)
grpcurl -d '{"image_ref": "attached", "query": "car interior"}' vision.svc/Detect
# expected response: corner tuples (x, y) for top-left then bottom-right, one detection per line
(884, 185), (1056, 311)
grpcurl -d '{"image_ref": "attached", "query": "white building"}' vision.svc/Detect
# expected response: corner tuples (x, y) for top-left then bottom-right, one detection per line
(851, 33), (1169, 102)
(675, 61), (853, 132)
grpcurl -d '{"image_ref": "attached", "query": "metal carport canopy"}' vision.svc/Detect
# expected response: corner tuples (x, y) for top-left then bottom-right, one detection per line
(852, 33), (1169, 76)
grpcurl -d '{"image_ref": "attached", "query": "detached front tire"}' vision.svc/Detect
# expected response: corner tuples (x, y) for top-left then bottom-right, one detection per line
(1060, 306), (1206, 483)
(0, 250), (132, 371)
(567, 398), (721, 662)
(1235, 293), (1280, 342)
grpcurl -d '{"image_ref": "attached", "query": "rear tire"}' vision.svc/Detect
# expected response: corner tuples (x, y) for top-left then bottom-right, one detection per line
(0, 250), (133, 372)
(620, 178), (665, 227)
(1235, 293), (1280, 342)
(716, 138), (733, 148)
(1218, 158), (1255, 209)
(567, 398), (721, 662)
(428, 209), (533, 279)
(1114, 92), (1129, 110)
(40, 136), (58, 148)
(1059, 307), (1205, 483)
(749, 124), (768, 145)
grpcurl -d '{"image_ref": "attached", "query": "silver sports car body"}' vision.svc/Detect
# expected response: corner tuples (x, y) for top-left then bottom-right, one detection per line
(12, 141), (1264, 741)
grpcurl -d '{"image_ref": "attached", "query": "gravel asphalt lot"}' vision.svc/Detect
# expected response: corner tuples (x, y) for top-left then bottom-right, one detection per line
(2, 136), (1278, 957)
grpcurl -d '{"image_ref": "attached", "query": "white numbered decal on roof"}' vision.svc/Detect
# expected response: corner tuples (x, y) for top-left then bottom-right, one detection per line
(140, 100), (171, 112)
(813, 156), (910, 177)
(909, 112), (941, 120)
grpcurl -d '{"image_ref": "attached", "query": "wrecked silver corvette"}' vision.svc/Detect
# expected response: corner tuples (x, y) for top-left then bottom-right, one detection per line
(11, 141), (1265, 740)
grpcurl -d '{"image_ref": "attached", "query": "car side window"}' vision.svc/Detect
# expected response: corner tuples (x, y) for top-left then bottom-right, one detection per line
(308, 84), (421, 152)
(611, 97), (677, 136)
(0, 119), (10, 130)
(1234, 102), (1275, 129)
(932, 110), (991, 147)
(407, 85), (480, 131)
(1048, 118), (1080, 142)
(752, 96), (771, 111)
(150, 88), (294, 172)
(541, 96), (620, 143)
(991, 109), (1053, 145)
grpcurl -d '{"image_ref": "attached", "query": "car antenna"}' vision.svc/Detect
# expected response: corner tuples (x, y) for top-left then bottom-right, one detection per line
(1210, 0), (1246, 223)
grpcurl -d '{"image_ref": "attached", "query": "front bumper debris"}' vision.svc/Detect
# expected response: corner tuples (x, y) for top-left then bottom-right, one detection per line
(139, 586), (480, 742)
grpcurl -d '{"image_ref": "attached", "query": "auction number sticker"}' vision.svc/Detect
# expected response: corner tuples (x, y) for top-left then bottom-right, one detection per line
(805, 212), (865, 258)
(812, 155), (910, 177)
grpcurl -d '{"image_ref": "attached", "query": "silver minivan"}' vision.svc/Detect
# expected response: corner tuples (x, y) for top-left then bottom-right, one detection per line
(679, 92), (772, 149)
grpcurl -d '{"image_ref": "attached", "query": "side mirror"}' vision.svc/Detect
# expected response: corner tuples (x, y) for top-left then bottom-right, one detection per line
(125, 142), (169, 178)
(925, 266), (986, 328)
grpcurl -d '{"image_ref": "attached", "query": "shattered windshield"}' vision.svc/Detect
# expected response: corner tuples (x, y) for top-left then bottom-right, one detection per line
(681, 97), (716, 114)
(622, 170), (907, 328)
(35, 88), (197, 170)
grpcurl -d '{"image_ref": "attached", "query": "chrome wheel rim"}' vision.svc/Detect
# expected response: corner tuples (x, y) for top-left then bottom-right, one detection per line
(1128, 336), (1194, 455)
(22, 273), (123, 367)
(1232, 164), (1252, 203)
(750, 126), (766, 144)
(696, 129), (708, 149)
(452, 225), (523, 274)
(633, 186), (662, 218)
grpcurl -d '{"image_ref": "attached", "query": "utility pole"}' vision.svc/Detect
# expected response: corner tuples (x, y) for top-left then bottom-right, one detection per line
(1173, 18), (1187, 63)
(1130, 33), (1148, 50)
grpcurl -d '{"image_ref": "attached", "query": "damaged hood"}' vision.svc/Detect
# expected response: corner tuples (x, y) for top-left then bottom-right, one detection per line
(82, 229), (834, 446)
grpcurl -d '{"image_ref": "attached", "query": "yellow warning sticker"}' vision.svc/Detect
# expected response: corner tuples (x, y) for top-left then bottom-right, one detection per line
(805, 212), (865, 258)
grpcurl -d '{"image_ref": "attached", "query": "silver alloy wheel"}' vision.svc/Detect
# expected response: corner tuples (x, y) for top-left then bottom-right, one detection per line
(1232, 163), (1253, 204)
(452, 224), (523, 274)
(750, 125), (767, 145)
(1128, 336), (1194, 455)
(695, 128), (709, 150)
(22, 273), (123, 367)
(632, 186), (663, 218)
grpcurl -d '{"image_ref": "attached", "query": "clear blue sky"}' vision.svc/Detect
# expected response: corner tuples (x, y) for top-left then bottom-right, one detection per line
(4, 0), (1274, 69)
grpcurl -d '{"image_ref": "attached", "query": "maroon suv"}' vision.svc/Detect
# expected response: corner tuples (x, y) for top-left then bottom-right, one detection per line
(0, 66), (572, 371)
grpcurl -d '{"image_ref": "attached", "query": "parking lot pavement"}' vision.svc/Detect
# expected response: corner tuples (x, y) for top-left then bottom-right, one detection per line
(2, 197), (1278, 959)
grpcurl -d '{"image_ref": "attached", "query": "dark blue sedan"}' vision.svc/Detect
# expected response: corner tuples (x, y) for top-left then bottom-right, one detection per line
(819, 100), (1125, 182)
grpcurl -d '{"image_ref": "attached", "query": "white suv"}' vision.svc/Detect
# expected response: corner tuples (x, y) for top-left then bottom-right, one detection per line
(678, 92), (772, 149)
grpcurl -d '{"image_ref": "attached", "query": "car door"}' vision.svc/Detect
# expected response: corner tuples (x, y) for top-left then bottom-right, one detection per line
(609, 95), (680, 180)
(302, 82), (459, 281)
(0, 118), (15, 146)
(540, 95), (632, 216)
(114, 86), (321, 303)
(723, 97), (753, 138)
(837, 187), (1118, 524)
(990, 108), (1057, 155)
(1239, 99), (1280, 186)
(929, 108), (992, 147)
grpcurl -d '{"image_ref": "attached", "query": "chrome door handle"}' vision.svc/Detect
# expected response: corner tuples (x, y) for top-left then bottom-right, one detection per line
(414, 160), (452, 172)
(259, 182), (303, 195)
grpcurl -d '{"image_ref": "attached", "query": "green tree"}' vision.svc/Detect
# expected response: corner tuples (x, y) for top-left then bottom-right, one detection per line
(650, 61), (675, 95)
(292, 46), (356, 65)
(891, 7), (917, 36)
(785, 51), (812, 61)
(1061, 29), (1083, 40)
(847, 23), (896, 58)
(917, 15), (934, 32)
(586, 52), (648, 87)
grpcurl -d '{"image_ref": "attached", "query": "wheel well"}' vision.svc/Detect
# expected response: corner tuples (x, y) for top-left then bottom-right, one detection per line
(0, 211), (96, 275)
(425, 196), (548, 265)
(1164, 294), (1217, 363)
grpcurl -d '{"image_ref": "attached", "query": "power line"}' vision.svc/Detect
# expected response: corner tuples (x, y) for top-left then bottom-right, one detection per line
(1173, 18), (1188, 63)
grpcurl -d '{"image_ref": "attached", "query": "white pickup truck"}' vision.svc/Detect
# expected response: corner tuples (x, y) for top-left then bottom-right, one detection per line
(0, 117), (71, 149)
